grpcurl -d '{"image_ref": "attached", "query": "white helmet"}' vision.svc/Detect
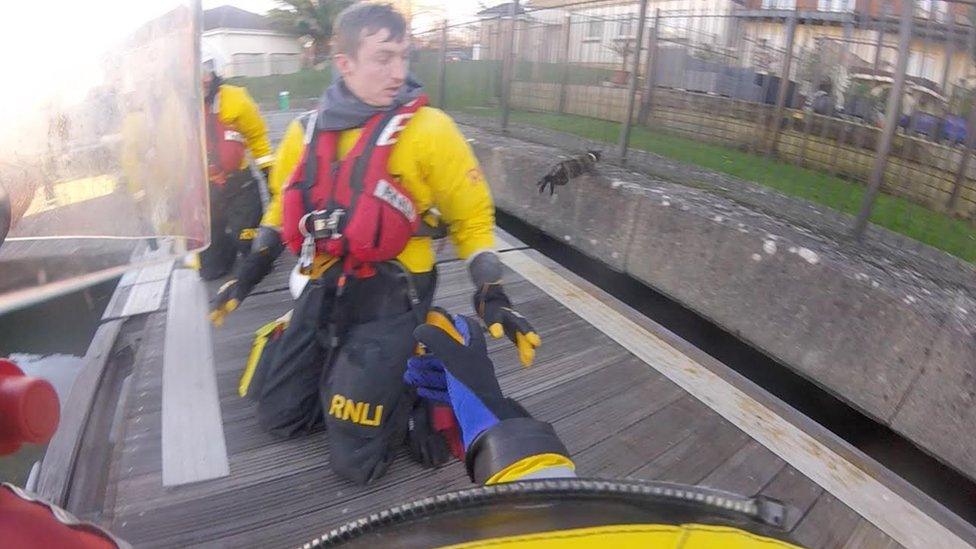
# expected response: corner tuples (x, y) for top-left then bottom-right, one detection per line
(200, 41), (225, 77)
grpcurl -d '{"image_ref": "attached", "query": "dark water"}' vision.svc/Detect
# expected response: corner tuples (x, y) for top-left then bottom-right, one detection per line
(497, 210), (976, 526)
(0, 278), (117, 484)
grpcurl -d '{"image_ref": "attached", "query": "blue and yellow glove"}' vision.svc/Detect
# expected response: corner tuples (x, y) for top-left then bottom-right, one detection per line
(406, 309), (522, 449)
(406, 308), (572, 484)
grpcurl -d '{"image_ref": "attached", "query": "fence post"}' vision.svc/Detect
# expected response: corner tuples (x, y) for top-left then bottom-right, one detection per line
(824, 19), (860, 175)
(436, 20), (448, 109)
(766, 11), (797, 156)
(500, 0), (519, 131)
(852, 0), (914, 240)
(617, 0), (650, 162)
(872, 3), (887, 72)
(558, 14), (572, 114)
(799, 34), (822, 168)
(637, 9), (661, 126)
(947, 100), (976, 211)
(941, 21), (955, 91)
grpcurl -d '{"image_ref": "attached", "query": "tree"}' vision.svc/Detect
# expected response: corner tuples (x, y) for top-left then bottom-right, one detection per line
(605, 38), (635, 71)
(268, 0), (355, 63)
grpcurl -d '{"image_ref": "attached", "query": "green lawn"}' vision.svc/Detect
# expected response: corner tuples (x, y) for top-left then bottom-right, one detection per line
(228, 69), (333, 104)
(461, 108), (976, 263)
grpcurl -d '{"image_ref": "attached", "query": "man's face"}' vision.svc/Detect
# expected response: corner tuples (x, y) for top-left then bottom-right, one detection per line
(335, 28), (409, 107)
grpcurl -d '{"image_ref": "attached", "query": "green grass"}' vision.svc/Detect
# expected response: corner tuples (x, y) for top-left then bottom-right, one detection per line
(228, 68), (333, 104)
(462, 108), (976, 263)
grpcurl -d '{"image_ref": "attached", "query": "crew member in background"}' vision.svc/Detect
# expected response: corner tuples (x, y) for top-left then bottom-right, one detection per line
(212, 3), (541, 486)
(198, 45), (275, 280)
(208, 110), (314, 324)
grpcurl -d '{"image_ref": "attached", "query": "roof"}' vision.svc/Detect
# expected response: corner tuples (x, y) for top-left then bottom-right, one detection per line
(203, 5), (273, 31)
(477, 2), (528, 17)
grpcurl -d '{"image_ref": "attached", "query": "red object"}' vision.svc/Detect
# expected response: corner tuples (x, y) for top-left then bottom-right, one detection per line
(282, 96), (427, 277)
(430, 403), (464, 461)
(0, 485), (117, 548)
(0, 358), (60, 456)
(205, 106), (246, 186)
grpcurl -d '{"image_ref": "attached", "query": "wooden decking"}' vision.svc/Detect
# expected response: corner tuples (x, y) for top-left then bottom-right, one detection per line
(74, 232), (968, 548)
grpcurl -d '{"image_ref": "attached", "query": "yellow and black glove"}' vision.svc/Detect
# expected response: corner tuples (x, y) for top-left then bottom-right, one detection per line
(209, 279), (243, 327)
(473, 284), (541, 367)
(210, 226), (283, 327)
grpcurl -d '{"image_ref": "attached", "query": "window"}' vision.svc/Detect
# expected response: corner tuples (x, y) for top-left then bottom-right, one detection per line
(761, 0), (796, 8)
(585, 18), (604, 40)
(618, 18), (633, 38)
(817, 0), (853, 12)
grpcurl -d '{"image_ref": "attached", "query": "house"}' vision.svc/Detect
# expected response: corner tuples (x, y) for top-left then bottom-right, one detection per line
(202, 6), (302, 78)
(735, 0), (975, 97)
(476, 0), (744, 67)
(475, 2), (531, 61)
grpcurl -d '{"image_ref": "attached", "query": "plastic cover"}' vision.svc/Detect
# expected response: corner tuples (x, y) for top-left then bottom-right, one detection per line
(0, 1), (208, 314)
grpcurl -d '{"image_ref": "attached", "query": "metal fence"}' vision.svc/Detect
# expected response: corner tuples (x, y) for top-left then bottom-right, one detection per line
(407, 0), (976, 263)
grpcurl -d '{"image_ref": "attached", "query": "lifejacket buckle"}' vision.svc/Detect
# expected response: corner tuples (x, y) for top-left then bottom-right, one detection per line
(299, 209), (346, 241)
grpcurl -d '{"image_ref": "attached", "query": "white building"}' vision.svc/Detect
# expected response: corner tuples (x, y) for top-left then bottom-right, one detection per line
(203, 6), (302, 78)
(477, 0), (743, 67)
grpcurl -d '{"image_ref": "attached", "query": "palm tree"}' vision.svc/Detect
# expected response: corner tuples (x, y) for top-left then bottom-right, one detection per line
(268, 0), (355, 63)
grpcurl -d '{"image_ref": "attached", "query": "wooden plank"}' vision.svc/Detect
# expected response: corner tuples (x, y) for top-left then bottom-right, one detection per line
(793, 492), (863, 549)
(842, 519), (904, 549)
(699, 439), (785, 496)
(760, 466), (824, 532)
(103, 279), (168, 321)
(161, 269), (229, 486)
(37, 319), (124, 505)
(119, 279), (167, 318)
(133, 260), (174, 285)
(636, 416), (751, 486)
(100, 284), (132, 320)
(494, 244), (971, 549)
(572, 395), (718, 478)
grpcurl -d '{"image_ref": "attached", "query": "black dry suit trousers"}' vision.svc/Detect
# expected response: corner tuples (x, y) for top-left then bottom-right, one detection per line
(254, 262), (436, 485)
(199, 170), (263, 280)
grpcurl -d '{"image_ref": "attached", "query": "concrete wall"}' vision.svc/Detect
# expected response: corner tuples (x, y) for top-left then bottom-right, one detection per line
(469, 128), (976, 481)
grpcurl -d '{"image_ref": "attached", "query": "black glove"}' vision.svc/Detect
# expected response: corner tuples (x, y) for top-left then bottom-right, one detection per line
(406, 398), (452, 468)
(473, 284), (541, 367)
(210, 227), (283, 327)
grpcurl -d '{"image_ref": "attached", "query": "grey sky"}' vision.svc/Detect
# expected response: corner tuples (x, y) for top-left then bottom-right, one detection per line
(201, 1), (489, 31)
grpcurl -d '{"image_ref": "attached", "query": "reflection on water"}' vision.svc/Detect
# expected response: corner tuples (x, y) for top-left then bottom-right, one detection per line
(0, 279), (115, 484)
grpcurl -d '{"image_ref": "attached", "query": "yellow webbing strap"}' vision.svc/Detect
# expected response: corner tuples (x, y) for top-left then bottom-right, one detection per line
(238, 312), (290, 397)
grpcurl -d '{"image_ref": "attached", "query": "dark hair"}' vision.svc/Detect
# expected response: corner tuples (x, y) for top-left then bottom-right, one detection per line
(333, 3), (407, 58)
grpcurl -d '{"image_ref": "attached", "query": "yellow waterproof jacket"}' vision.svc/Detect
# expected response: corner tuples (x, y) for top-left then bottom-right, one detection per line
(268, 106), (495, 273)
(210, 84), (274, 171)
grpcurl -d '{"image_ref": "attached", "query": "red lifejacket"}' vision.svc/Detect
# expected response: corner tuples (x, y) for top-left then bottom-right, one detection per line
(282, 95), (426, 277)
(205, 98), (245, 186)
